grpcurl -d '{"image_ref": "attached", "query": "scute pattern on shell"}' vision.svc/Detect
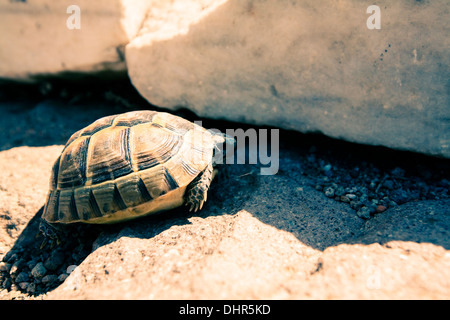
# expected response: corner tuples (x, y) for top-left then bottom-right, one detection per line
(42, 111), (214, 224)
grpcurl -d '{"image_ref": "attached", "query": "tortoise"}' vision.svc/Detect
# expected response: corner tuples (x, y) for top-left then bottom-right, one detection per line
(39, 110), (233, 245)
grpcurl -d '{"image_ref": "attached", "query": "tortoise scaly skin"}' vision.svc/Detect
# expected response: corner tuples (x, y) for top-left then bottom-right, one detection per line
(39, 110), (231, 246)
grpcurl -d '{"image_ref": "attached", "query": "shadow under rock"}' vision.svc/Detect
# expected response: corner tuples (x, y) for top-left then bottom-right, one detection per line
(92, 161), (450, 253)
(0, 99), (130, 152)
(242, 172), (450, 251)
(0, 76), (155, 151)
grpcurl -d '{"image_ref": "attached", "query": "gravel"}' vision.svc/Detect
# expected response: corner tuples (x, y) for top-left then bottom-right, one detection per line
(281, 138), (449, 220)
(44, 250), (65, 271)
(31, 263), (47, 279)
(0, 217), (98, 297)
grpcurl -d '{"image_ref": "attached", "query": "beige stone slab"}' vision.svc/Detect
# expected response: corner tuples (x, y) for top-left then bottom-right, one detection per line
(0, 0), (150, 79)
(126, 0), (450, 157)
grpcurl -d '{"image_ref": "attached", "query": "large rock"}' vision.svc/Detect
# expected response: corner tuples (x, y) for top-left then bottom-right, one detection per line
(126, 0), (450, 157)
(0, 0), (151, 80)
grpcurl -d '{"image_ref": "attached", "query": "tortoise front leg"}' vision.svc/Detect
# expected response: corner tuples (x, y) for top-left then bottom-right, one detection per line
(185, 162), (215, 212)
(39, 219), (64, 248)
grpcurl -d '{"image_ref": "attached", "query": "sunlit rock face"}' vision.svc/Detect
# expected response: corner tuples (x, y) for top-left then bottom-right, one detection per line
(126, 0), (450, 158)
(0, 0), (150, 79)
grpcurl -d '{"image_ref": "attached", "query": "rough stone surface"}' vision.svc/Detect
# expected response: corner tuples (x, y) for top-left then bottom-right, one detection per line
(0, 0), (151, 79)
(127, 0), (450, 157)
(45, 201), (450, 300)
(0, 146), (62, 254)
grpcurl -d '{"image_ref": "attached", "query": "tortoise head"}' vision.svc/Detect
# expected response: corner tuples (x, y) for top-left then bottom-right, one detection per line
(211, 132), (235, 166)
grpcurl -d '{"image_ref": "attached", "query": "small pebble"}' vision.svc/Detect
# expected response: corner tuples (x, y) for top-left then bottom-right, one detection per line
(359, 193), (369, 203)
(4, 252), (18, 263)
(356, 206), (371, 219)
(390, 189), (409, 204)
(42, 274), (58, 285)
(2, 278), (12, 289)
(368, 204), (377, 214)
(335, 186), (345, 197)
(44, 251), (65, 271)
(0, 262), (10, 272)
(324, 170), (333, 177)
(26, 260), (37, 270)
(58, 273), (69, 282)
(15, 271), (29, 283)
(376, 205), (387, 213)
(349, 200), (361, 210)
(383, 180), (394, 190)
(389, 200), (398, 207)
(31, 262), (47, 279)
(324, 187), (335, 198)
(27, 282), (36, 294)
(9, 259), (24, 277)
(346, 194), (357, 200)
(18, 282), (29, 290)
(66, 265), (77, 274)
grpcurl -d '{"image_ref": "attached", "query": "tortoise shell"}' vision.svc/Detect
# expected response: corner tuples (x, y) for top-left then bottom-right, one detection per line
(42, 110), (216, 224)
